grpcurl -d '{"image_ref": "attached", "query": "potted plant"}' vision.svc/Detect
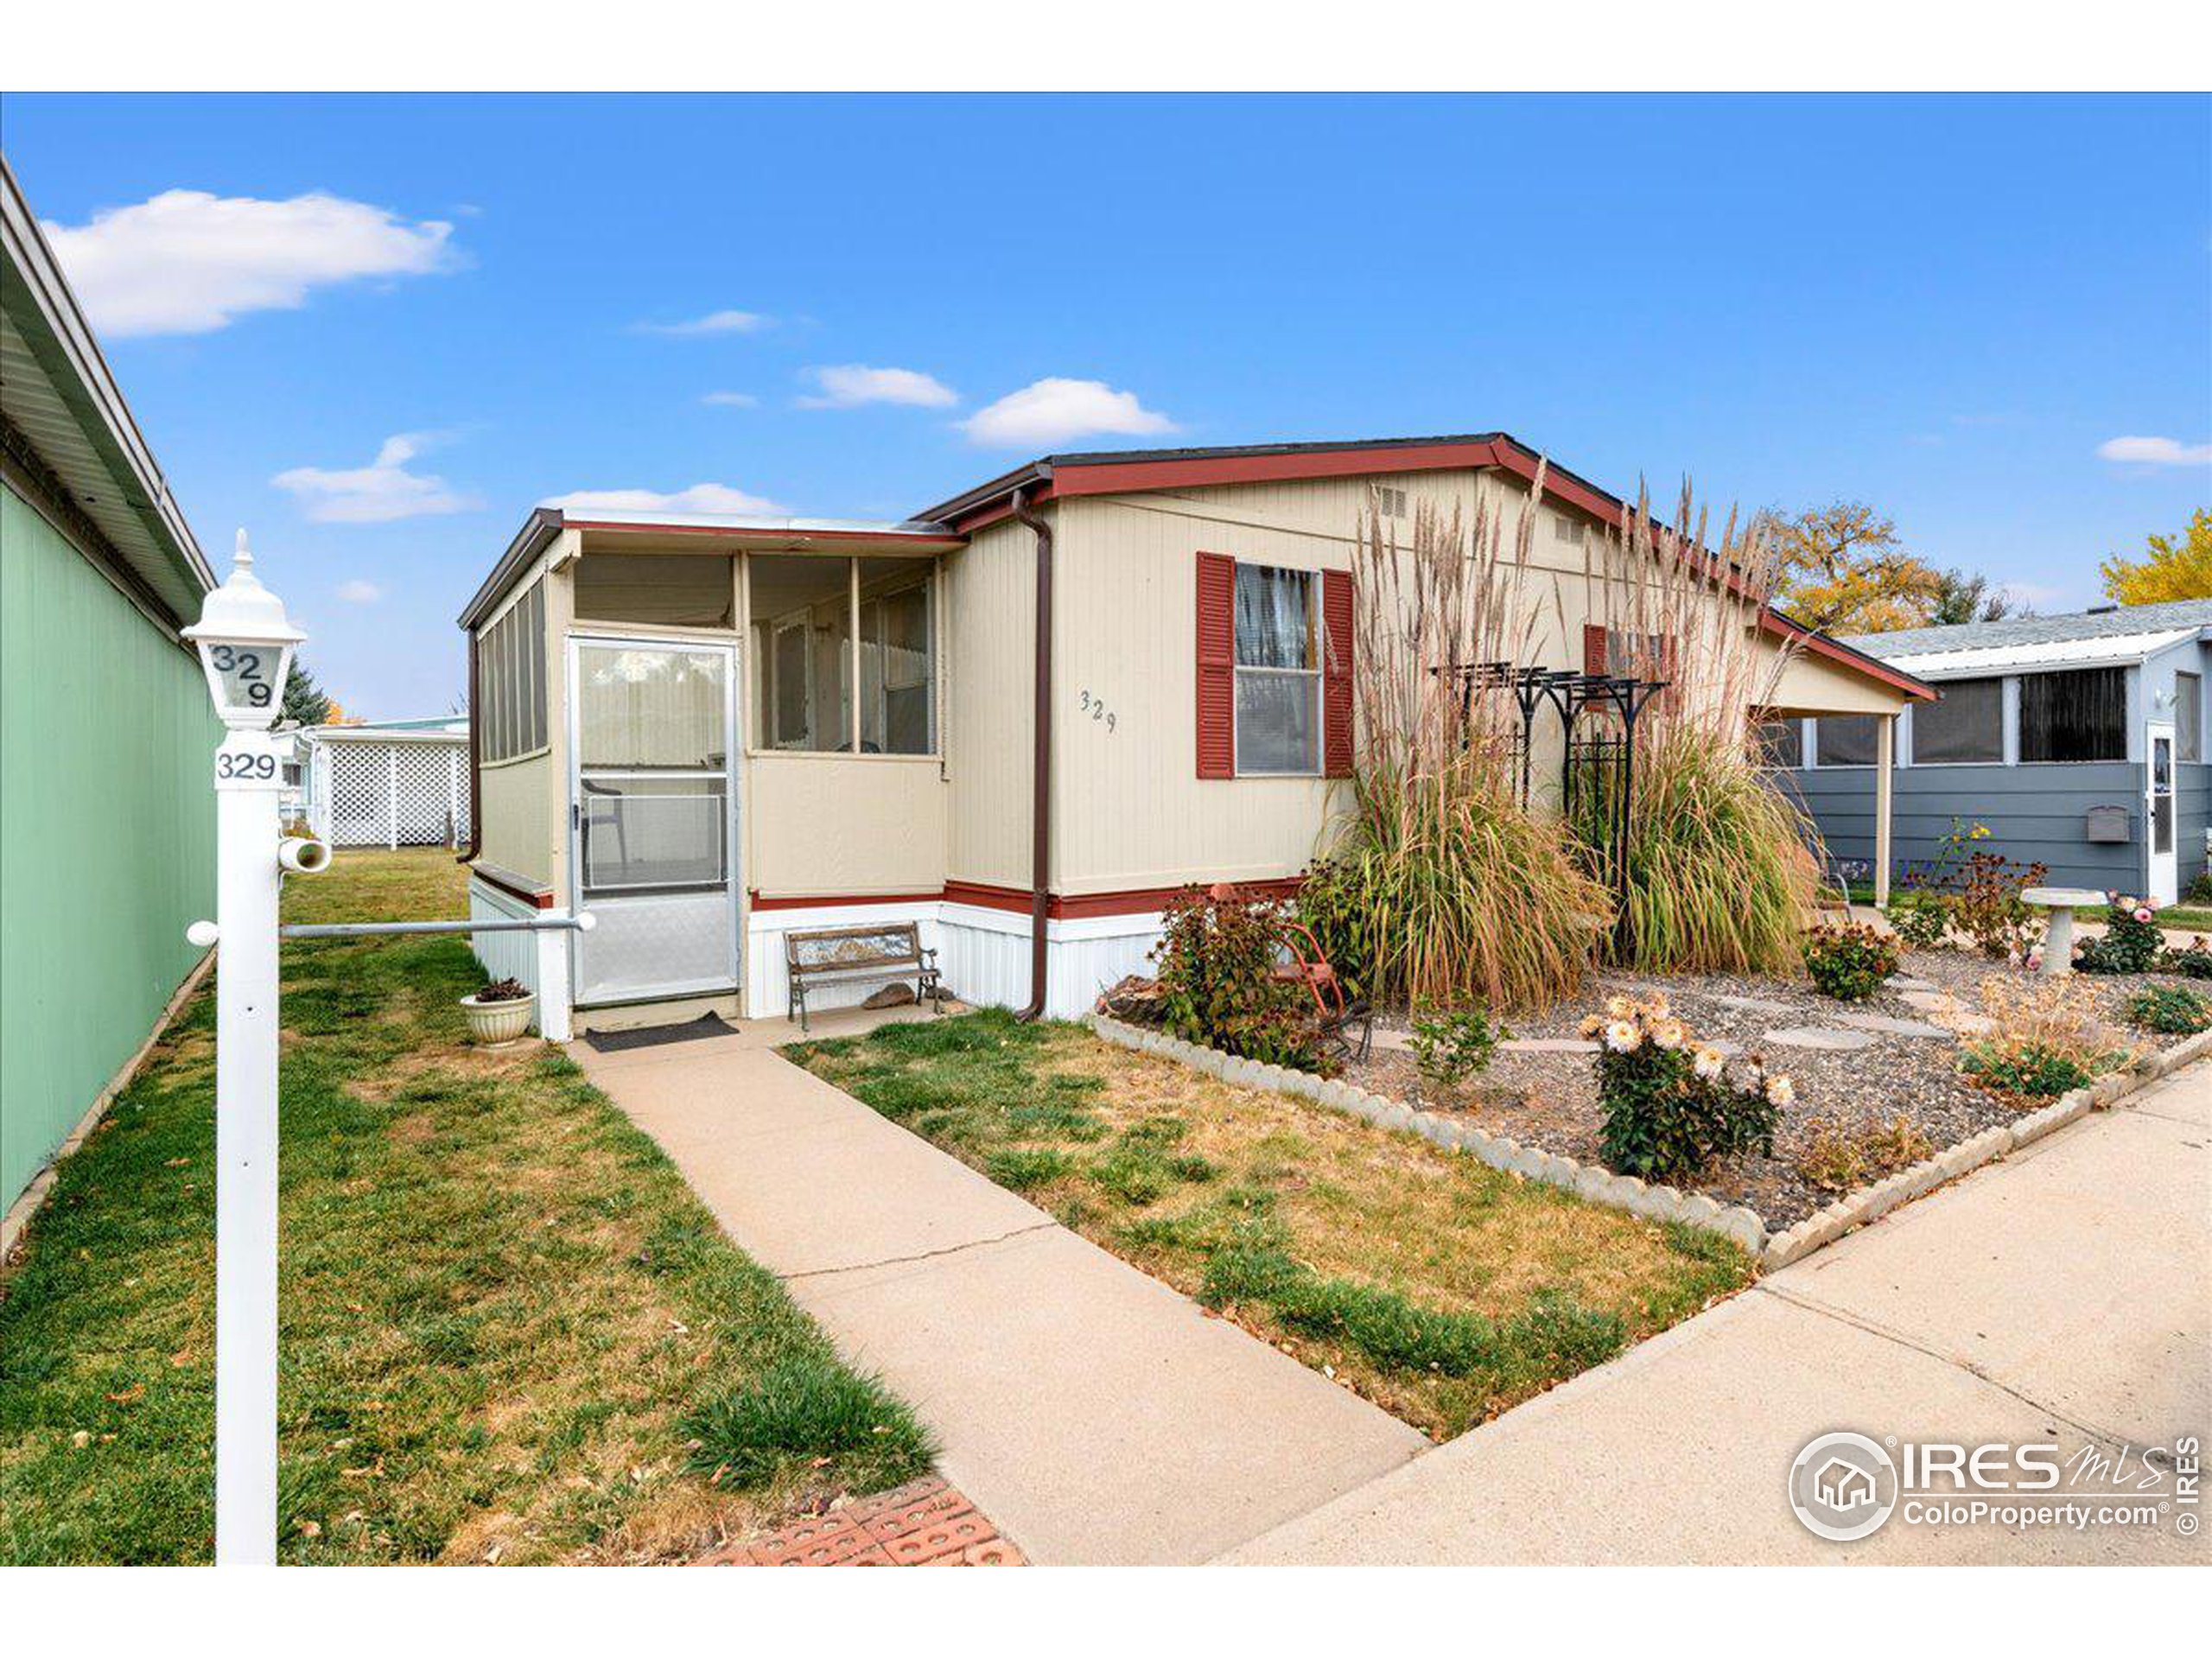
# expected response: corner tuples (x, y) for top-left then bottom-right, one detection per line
(461, 976), (535, 1046)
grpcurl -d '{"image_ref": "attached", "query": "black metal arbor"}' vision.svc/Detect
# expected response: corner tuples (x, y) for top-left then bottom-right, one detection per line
(1439, 662), (1670, 940)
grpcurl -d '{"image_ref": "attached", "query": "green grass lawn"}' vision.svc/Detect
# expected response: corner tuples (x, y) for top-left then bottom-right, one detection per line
(0, 849), (931, 1565)
(1840, 882), (2212, 931)
(792, 1013), (1753, 1440)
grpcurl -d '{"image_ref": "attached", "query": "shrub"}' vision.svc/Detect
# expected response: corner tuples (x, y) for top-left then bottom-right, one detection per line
(2125, 984), (2211, 1036)
(1951, 849), (2049, 962)
(1407, 1002), (1510, 1090)
(1883, 892), (1952, 951)
(1151, 885), (1332, 1073)
(1585, 995), (1787, 1181)
(1594, 726), (1821, 976)
(1959, 977), (2130, 1105)
(1309, 760), (1611, 1014)
(2074, 895), (2164, 975)
(1800, 920), (1900, 1001)
(2162, 936), (2212, 980)
(1794, 1114), (1933, 1194)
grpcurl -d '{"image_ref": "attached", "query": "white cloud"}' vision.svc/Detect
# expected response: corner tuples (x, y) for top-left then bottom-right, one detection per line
(271, 433), (479, 524)
(960, 378), (1177, 448)
(634, 308), (771, 337)
(2096, 435), (2212, 467)
(797, 365), (958, 410)
(701, 390), (760, 407)
(41, 189), (456, 338)
(336, 579), (384, 604)
(540, 484), (788, 517)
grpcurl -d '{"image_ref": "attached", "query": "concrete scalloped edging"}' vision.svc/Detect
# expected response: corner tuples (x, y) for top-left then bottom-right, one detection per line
(1084, 1014), (2212, 1276)
(1084, 1015), (1769, 1256)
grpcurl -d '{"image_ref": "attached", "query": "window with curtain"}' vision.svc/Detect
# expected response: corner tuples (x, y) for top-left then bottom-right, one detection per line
(1814, 714), (1880, 767)
(477, 581), (547, 763)
(1912, 677), (2004, 765)
(2019, 667), (2126, 763)
(2177, 671), (2202, 763)
(1234, 563), (1318, 774)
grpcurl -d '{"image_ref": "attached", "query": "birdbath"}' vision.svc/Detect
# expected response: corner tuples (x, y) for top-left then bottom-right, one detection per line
(2022, 887), (2106, 977)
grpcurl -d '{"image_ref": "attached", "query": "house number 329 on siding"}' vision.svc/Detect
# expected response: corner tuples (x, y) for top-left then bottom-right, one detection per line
(1079, 690), (1116, 734)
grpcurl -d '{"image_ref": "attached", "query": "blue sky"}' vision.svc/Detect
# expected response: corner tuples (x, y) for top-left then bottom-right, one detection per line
(7, 92), (2208, 718)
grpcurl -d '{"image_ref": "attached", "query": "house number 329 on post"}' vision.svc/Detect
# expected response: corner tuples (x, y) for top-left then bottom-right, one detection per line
(206, 642), (278, 714)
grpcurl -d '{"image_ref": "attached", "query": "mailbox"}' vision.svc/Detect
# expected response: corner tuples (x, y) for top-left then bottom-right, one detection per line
(2083, 804), (2129, 843)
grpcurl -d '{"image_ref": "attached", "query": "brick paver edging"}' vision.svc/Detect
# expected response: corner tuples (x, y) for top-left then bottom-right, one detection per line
(1084, 1015), (2212, 1277)
(696, 1477), (1026, 1566)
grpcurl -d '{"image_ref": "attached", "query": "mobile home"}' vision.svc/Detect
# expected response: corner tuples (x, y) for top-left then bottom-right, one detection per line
(1772, 600), (2211, 904)
(456, 434), (1930, 1034)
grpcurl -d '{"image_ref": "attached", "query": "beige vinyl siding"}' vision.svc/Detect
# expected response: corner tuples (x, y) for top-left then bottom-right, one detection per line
(942, 517), (1037, 889)
(1045, 469), (1911, 895)
(476, 753), (555, 888)
(745, 753), (947, 897)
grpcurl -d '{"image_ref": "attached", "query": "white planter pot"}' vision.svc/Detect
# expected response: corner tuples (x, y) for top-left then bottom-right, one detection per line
(461, 991), (535, 1046)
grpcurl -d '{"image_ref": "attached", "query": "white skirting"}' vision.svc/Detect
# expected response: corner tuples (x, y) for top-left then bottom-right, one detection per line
(467, 875), (575, 1040)
(742, 899), (1166, 1023)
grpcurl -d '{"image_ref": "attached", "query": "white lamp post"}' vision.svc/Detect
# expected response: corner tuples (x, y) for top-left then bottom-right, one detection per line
(182, 531), (306, 1566)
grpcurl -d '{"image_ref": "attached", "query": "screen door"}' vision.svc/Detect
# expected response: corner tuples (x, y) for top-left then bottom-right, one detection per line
(569, 637), (740, 1004)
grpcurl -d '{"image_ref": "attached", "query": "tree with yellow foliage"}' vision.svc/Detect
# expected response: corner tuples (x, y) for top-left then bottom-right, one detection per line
(1770, 501), (1946, 633)
(2101, 509), (2212, 605)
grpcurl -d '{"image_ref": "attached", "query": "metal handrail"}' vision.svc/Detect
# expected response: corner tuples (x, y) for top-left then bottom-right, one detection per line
(277, 914), (594, 940)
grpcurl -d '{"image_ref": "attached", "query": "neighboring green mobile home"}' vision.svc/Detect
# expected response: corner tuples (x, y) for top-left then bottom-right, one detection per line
(1, 156), (219, 1220)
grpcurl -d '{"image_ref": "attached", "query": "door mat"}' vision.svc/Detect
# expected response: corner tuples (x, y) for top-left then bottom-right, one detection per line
(582, 1014), (736, 1053)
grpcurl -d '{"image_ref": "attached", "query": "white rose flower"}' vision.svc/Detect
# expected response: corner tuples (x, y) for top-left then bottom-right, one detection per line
(1604, 1019), (1642, 1053)
(1764, 1075), (1796, 1109)
(1693, 1046), (1726, 1081)
(1649, 1018), (1687, 1050)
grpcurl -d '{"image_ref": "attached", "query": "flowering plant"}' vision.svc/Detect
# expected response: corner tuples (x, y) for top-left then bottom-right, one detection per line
(1583, 994), (1787, 1181)
(1801, 919), (1900, 1001)
(2073, 894), (2164, 976)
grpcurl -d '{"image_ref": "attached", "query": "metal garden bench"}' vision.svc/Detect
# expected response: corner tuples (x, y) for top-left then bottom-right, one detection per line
(785, 921), (943, 1033)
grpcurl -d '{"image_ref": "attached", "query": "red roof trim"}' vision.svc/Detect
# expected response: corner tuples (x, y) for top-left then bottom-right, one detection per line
(568, 519), (963, 549)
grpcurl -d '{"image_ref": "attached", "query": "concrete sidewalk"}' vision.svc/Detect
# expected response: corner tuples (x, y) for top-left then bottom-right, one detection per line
(1224, 1060), (2212, 1565)
(571, 1017), (1426, 1565)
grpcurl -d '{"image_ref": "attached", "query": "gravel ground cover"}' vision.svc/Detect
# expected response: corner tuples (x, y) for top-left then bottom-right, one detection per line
(1353, 950), (2205, 1228)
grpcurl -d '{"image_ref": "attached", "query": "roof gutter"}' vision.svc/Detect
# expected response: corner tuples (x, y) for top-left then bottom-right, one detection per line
(1010, 480), (1055, 1021)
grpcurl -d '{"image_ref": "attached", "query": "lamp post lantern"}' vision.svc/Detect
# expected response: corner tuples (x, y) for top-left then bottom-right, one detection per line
(182, 530), (308, 1566)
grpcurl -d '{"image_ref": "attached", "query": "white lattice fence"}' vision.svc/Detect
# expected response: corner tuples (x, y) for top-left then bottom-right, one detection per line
(315, 741), (470, 848)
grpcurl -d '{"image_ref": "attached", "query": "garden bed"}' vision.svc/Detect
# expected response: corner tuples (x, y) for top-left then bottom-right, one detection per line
(1349, 950), (2209, 1230)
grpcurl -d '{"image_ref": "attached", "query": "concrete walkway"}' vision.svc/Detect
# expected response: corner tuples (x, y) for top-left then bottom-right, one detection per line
(571, 1013), (1426, 1565)
(1224, 1059), (2212, 1564)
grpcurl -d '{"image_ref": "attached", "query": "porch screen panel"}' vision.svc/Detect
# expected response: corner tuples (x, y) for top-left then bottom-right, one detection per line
(575, 553), (734, 627)
(580, 776), (728, 889)
(749, 555), (853, 752)
(858, 563), (933, 755)
(1814, 714), (1878, 767)
(2019, 667), (2125, 763)
(1912, 677), (2002, 764)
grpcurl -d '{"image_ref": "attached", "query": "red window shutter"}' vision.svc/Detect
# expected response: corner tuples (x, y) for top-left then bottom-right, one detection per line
(1582, 623), (1610, 676)
(1322, 569), (1355, 777)
(1196, 552), (1236, 779)
(1657, 633), (1679, 707)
